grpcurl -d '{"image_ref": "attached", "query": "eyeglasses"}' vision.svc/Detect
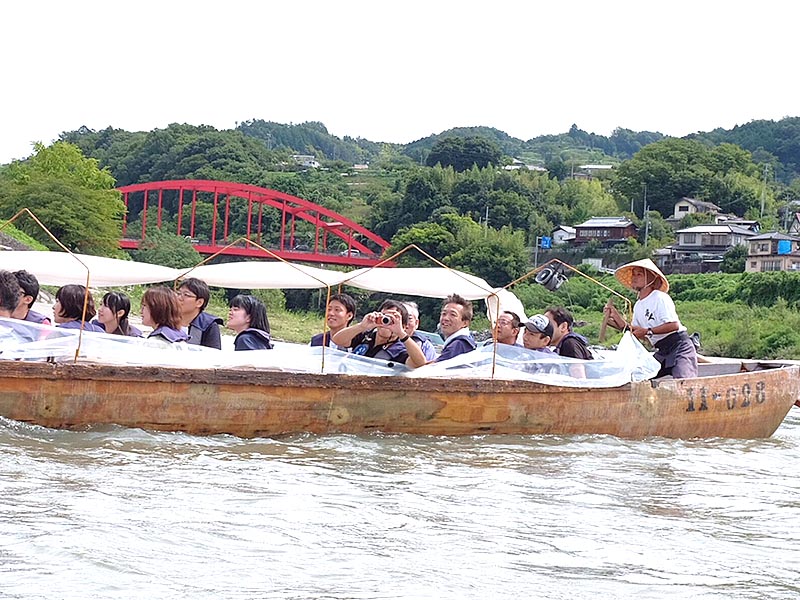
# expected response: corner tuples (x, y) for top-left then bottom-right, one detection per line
(177, 291), (197, 300)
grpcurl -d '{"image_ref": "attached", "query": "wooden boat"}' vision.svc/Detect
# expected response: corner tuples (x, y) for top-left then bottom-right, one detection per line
(1, 360), (796, 439)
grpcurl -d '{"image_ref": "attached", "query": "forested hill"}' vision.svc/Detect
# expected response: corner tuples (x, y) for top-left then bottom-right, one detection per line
(235, 120), (665, 168)
(56, 116), (800, 186)
(687, 117), (800, 182)
(235, 117), (800, 181)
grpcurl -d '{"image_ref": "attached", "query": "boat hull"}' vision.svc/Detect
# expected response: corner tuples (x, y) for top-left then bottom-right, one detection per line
(0, 362), (797, 439)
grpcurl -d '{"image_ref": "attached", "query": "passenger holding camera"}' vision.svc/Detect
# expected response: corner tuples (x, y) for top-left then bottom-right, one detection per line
(331, 299), (427, 368)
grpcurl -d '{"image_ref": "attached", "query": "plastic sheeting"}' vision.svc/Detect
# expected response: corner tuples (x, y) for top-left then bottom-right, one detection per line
(1, 318), (659, 386)
(407, 334), (661, 386)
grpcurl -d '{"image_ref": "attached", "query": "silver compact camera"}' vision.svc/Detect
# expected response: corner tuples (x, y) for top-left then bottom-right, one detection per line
(380, 314), (392, 325)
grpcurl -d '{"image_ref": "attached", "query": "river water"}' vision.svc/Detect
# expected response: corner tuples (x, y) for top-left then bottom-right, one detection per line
(1, 411), (798, 600)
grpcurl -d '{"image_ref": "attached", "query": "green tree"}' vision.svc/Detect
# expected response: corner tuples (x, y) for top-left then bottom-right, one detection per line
(721, 244), (747, 273)
(426, 136), (503, 172)
(614, 139), (712, 218)
(0, 142), (125, 255)
(447, 226), (529, 287)
(131, 228), (202, 268)
(388, 222), (458, 265)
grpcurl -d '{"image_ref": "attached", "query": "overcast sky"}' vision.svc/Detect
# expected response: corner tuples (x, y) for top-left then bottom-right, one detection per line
(2, 0), (798, 164)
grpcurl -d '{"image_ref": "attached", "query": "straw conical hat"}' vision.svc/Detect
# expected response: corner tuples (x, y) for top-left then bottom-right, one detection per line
(614, 258), (669, 293)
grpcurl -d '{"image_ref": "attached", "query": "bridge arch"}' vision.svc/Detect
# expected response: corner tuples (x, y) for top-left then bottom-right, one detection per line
(117, 179), (392, 266)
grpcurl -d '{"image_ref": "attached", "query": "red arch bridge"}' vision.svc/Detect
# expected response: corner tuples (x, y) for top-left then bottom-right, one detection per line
(117, 179), (392, 267)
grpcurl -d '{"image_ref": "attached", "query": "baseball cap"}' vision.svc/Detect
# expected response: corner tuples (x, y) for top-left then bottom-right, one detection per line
(525, 314), (553, 338)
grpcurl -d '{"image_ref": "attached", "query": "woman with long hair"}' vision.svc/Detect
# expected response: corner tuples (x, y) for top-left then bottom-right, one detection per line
(227, 295), (273, 351)
(54, 285), (105, 332)
(94, 291), (142, 337)
(141, 287), (189, 344)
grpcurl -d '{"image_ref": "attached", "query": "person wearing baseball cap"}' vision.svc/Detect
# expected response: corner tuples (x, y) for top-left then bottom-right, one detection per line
(605, 258), (697, 379)
(522, 314), (555, 354)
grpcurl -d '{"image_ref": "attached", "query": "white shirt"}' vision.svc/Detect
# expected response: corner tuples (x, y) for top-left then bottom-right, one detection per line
(632, 289), (686, 345)
(443, 326), (472, 348)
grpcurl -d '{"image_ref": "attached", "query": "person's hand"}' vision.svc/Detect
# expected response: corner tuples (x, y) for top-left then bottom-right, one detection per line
(385, 314), (406, 339)
(360, 312), (382, 330)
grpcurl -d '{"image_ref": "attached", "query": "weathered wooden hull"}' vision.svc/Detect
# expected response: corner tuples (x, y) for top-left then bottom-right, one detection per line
(0, 362), (797, 439)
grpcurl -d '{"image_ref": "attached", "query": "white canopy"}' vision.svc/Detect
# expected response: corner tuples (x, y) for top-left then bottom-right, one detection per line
(0, 251), (521, 322)
(182, 261), (349, 289)
(0, 251), (180, 287)
(341, 267), (495, 300)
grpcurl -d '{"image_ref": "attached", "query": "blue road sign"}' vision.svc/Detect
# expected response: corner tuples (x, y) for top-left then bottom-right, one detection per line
(540, 236), (552, 249)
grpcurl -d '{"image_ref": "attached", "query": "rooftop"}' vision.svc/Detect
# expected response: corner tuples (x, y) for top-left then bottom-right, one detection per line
(576, 217), (635, 228)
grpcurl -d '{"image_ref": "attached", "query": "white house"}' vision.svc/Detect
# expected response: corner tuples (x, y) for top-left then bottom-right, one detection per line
(672, 197), (721, 220)
(673, 223), (756, 257)
(551, 225), (576, 245)
(291, 154), (321, 169)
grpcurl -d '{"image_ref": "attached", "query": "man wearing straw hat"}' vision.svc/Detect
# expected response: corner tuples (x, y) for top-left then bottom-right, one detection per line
(605, 258), (697, 379)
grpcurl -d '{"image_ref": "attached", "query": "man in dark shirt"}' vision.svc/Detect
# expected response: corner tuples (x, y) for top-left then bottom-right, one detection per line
(332, 299), (426, 368)
(436, 293), (477, 362)
(545, 306), (592, 360)
(12, 270), (50, 325)
(310, 293), (356, 351)
(177, 277), (223, 350)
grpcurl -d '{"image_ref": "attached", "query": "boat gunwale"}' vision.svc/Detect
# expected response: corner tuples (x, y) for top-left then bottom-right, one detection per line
(1, 358), (797, 395)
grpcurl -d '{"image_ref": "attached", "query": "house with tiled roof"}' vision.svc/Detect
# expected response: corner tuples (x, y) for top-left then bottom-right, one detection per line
(551, 225), (576, 246)
(573, 217), (637, 246)
(746, 232), (800, 273)
(673, 223), (756, 258)
(672, 197), (721, 220)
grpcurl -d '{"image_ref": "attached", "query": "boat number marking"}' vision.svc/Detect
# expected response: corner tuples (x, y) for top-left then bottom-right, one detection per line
(686, 381), (766, 412)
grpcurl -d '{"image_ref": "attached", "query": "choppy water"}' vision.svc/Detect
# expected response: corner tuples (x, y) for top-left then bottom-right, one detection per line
(1, 410), (799, 600)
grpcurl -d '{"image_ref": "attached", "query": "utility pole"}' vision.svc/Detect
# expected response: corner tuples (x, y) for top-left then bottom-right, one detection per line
(760, 164), (769, 218)
(643, 184), (649, 247)
(484, 205), (489, 238)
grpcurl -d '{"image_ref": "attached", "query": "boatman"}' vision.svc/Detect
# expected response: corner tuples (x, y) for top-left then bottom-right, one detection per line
(605, 258), (697, 379)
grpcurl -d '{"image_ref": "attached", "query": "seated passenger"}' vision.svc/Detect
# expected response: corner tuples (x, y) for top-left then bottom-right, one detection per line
(141, 286), (189, 344)
(94, 292), (143, 337)
(436, 293), (477, 363)
(522, 314), (555, 354)
(403, 301), (437, 362)
(545, 306), (592, 360)
(228, 294), (273, 351)
(310, 293), (355, 351)
(53, 285), (105, 332)
(331, 299), (426, 368)
(0, 270), (23, 318)
(176, 277), (223, 349)
(487, 311), (522, 347)
(12, 270), (51, 325)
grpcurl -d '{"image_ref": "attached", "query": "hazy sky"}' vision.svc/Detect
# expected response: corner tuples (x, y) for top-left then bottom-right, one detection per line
(2, 0), (797, 164)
